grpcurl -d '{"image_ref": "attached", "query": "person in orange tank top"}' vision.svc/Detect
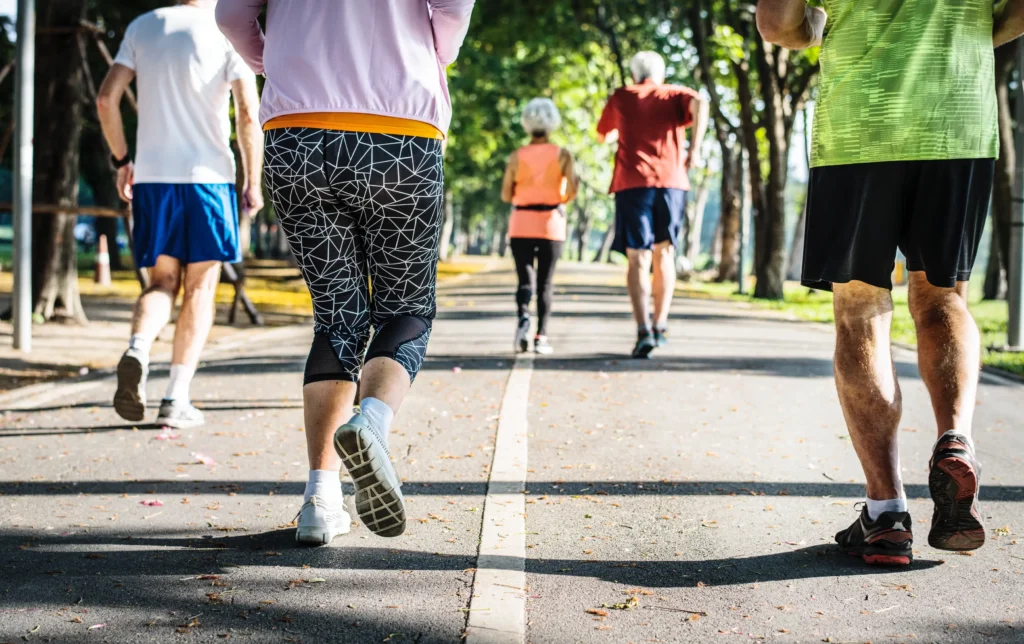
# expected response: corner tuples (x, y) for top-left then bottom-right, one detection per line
(501, 98), (579, 355)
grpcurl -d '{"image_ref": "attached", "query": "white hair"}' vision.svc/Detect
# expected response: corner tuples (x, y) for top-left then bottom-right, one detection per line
(520, 98), (562, 136)
(630, 51), (666, 83)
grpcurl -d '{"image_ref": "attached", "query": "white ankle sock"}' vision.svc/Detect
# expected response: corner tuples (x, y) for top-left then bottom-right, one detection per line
(866, 497), (907, 521)
(164, 364), (195, 402)
(358, 397), (395, 445)
(305, 469), (343, 504)
(128, 334), (152, 355)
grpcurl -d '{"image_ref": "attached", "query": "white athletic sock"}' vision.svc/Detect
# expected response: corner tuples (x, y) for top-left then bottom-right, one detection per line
(164, 364), (195, 402)
(128, 334), (153, 356)
(866, 497), (907, 521)
(305, 469), (343, 504)
(358, 397), (395, 445)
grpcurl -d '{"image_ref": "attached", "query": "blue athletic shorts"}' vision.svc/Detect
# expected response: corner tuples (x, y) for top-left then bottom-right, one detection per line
(132, 183), (240, 268)
(611, 187), (687, 255)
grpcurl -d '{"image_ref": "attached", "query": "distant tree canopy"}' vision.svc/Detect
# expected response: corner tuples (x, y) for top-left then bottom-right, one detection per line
(9, 0), (1010, 311)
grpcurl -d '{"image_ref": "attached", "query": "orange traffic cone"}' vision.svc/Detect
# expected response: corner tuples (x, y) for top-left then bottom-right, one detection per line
(95, 234), (112, 286)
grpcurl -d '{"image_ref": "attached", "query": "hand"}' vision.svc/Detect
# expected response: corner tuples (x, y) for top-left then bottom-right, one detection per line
(116, 163), (134, 202)
(685, 150), (702, 170)
(241, 181), (265, 218)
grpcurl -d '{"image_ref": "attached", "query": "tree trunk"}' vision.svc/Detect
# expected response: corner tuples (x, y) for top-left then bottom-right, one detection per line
(786, 198), (807, 281)
(986, 41), (1017, 300)
(81, 127), (125, 271)
(716, 142), (741, 282)
(31, 0), (89, 323)
(595, 225), (615, 263)
(751, 37), (788, 300)
(787, 107), (812, 282)
(733, 57), (767, 282)
(686, 167), (710, 264)
(439, 189), (455, 260)
(575, 201), (593, 261)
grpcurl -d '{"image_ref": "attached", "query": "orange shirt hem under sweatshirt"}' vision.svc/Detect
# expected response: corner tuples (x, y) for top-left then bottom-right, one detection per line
(263, 112), (444, 140)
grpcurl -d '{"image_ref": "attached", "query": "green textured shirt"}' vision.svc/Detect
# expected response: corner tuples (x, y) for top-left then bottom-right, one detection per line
(809, 0), (999, 168)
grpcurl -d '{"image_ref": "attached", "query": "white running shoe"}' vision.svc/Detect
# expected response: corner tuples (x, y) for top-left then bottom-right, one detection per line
(156, 399), (205, 429)
(334, 414), (406, 537)
(295, 495), (352, 546)
(534, 336), (554, 355)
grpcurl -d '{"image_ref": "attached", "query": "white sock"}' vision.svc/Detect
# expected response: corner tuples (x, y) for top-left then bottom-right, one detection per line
(164, 364), (195, 402)
(358, 397), (395, 445)
(866, 497), (907, 521)
(128, 334), (152, 355)
(305, 469), (343, 504)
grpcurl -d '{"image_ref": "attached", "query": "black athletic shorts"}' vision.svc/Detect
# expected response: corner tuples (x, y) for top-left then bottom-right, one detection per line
(801, 158), (995, 291)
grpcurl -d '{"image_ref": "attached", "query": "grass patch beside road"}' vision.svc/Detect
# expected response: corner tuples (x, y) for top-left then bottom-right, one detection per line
(678, 280), (1024, 377)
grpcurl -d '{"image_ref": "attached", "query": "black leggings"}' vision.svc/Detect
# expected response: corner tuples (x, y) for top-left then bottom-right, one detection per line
(510, 238), (563, 336)
(264, 128), (444, 385)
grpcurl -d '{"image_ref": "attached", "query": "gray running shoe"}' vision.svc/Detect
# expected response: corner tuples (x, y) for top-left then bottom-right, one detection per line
(334, 414), (406, 537)
(156, 399), (205, 429)
(515, 316), (531, 353)
(113, 348), (149, 422)
(295, 495), (352, 546)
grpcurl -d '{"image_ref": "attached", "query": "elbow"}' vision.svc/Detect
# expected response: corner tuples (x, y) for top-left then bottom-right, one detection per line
(239, 108), (260, 129)
(95, 92), (116, 116)
(755, 10), (785, 45)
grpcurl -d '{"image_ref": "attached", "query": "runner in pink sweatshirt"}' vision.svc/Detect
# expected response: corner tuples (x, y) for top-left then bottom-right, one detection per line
(217, 0), (475, 546)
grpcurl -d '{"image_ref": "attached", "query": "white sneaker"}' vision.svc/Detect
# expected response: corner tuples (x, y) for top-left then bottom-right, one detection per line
(334, 414), (406, 537)
(295, 495), (352, 546)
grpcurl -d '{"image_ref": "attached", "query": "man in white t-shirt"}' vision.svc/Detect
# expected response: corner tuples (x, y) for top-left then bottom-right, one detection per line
(97, 0), (263, 429)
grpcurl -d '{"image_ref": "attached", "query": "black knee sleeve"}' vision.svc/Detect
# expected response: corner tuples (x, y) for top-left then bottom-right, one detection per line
(516, 285), (532, 308)
(366, 315), (433, 382)
(304, 331), (364, 385)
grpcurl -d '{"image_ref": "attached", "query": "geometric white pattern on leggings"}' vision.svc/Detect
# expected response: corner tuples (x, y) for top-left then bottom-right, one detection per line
(263, 128), (445, 381)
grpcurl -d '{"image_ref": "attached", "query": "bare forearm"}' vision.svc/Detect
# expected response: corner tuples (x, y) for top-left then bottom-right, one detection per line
(237, 113), (263, 188)
(97, 104), (129, 159)
(757, 0), (826, 50)
(995, 0), (1024, 47)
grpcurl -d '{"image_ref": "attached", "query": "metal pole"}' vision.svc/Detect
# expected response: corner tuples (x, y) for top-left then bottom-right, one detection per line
(1009, 44), (1024, 349)
(12, 0), (35, 352)
(737, 147), (748, 294)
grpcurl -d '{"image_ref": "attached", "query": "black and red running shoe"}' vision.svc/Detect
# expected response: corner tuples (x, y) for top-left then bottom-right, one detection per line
(928, 432), (985, 551)
(835, 505), (913, 566)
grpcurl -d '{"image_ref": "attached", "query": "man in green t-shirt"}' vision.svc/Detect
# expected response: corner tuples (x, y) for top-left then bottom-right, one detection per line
(757, 0), (1024, 566)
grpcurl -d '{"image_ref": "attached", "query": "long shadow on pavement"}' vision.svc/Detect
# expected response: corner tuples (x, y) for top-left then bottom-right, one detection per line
(2, 480), (1022, 500)
(1, 530), (939, 588)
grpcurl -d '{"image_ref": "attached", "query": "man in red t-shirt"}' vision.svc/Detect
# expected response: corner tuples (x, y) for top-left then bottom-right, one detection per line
(597, 52), (708, 358)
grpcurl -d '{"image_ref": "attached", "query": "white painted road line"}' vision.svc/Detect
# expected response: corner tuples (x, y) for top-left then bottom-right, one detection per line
(465, 355), (533, 644)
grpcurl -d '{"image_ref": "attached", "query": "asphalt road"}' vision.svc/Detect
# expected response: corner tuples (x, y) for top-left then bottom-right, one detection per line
(1, 263), (1021, 644)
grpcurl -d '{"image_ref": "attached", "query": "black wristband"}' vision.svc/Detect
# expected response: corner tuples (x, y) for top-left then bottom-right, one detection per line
(111, 152), (132, 169)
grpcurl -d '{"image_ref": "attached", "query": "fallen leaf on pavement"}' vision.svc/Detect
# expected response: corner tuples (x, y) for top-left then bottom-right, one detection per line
(191, 452), (216, 466)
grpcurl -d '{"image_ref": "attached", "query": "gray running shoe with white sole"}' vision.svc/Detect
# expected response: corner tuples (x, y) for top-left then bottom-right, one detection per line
(334, 414), (406, 537)
(515, 316), (531, 353)
(156, 399), (205, 429)
(295, 495), (352, 546)
(113, 348), (149, 422)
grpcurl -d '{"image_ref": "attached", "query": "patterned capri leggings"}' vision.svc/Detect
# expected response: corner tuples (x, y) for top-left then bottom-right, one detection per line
(264, 128), (444, 384)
